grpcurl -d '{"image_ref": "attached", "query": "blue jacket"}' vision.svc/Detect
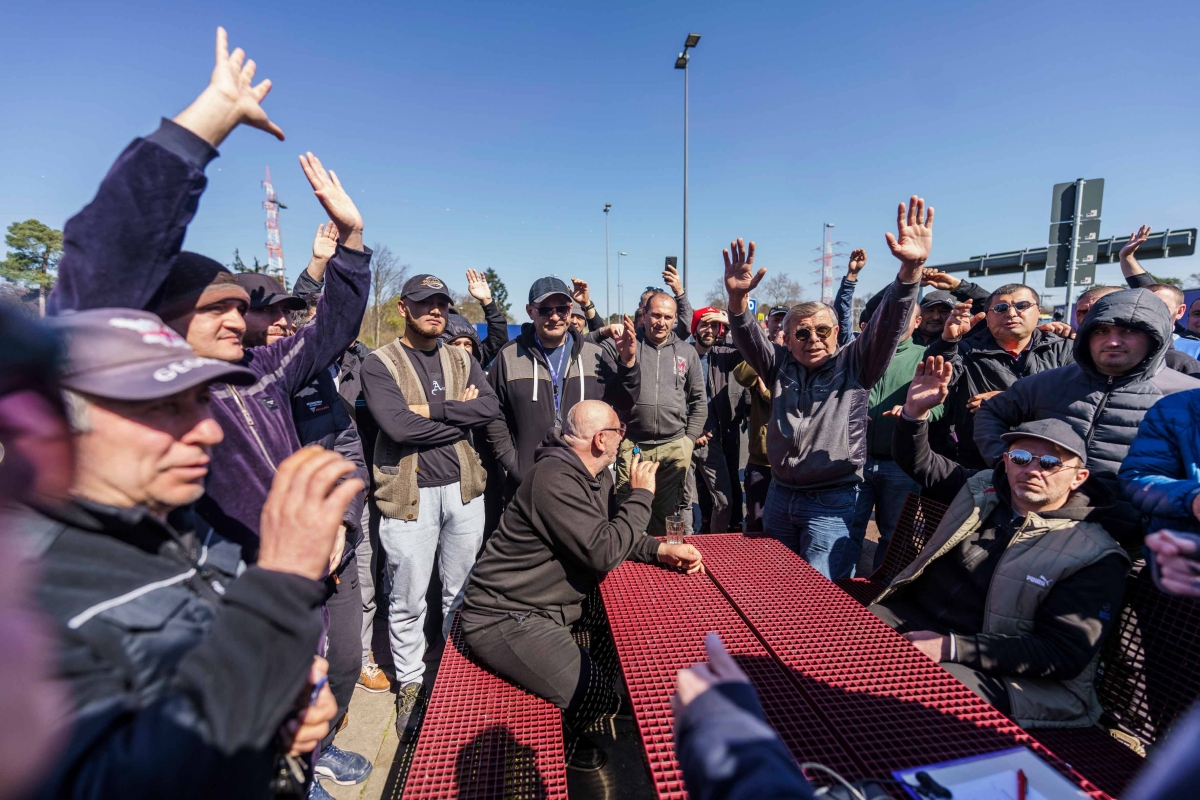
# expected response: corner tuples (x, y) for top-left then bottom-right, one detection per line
(1119, 388), (1200, 533)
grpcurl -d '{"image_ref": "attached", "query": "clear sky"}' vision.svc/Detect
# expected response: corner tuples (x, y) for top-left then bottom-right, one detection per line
(4, 0), (1198, 317)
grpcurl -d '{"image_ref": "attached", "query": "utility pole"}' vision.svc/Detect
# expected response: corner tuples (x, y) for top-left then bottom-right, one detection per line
(618, 251), (628, 318)
(675, 33), (700, 297)
(604, 203), (611, 321)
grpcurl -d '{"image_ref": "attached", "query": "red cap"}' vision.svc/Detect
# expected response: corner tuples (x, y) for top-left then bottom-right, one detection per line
(690, 306), (725, 338)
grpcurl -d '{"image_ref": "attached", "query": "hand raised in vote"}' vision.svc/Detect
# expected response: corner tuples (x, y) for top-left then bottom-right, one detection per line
(723, 238), (765, 299)
(885, 195), (934, 268)
(901, 356), (953, 421)
(312, 222), (338, 262)
(614, 315), (638, 367)
(466, 269), (493, 305)
(847, 249), (867, 278)
(299, 152), (364, 249)
(672, 633), (749, 715)
(173, 27), (284, 146)
(942, 301), (983, 342)
(628, 453), (659, 494)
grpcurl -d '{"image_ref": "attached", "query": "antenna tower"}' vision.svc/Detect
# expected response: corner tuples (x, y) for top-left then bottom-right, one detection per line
(262, 167), (285, 284)
(811, 223), (847, 305)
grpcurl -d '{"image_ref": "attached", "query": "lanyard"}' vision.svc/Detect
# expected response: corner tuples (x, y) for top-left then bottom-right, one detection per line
(538, 339), (570, 412)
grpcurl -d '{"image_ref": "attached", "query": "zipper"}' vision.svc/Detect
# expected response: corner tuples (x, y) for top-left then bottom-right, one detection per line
(1083, 375), (1115, 454)
(653, 345), (661, 441)
(231, 387), (278, 472)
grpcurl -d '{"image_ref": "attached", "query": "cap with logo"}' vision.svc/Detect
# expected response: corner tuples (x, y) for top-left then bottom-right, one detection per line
(1001, 419), (1088, 466)
(528, 277), (572, 305)
(920, 290), (956, 309)
(401, 274), (452, 303)
(768, 305), (789, 318)
(48, 308), (255, 401)
(235, 274), (306, 311)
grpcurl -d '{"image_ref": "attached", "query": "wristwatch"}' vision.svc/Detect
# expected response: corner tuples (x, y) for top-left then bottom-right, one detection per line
(582, 302), (595, 312)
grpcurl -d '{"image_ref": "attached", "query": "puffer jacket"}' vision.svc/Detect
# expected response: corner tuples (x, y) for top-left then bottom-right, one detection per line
(440, 312), (483, 355)
(729, 277), (918, 491)
(1119, 388), (1200, 534)
(975, 289), (1200, 492)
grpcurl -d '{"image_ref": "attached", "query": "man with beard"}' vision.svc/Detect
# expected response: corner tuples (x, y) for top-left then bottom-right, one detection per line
(876, 356), (1129, 728)
(359, 273), (501, 741)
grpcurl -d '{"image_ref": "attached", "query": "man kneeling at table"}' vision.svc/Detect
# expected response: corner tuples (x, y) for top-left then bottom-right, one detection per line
(461, 399), (704, 769)
(870, 356), (1130, 729)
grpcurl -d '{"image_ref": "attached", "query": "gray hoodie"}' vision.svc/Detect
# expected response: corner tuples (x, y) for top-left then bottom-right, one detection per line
(623, 332), (707, 446)
(730, 278), (919, 490)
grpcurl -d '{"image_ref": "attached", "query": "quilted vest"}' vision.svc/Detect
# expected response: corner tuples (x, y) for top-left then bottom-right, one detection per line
(876, 471), (1129, 728)
(370, 340), (487, 521)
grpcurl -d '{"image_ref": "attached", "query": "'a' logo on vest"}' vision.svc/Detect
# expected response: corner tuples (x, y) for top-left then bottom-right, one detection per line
(1026, 574), (1052, 587)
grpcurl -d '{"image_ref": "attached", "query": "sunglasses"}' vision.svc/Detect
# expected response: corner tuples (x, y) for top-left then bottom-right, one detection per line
(792, 325), (834, 341)
(1004, 449), (1078, 472)
(990, 301), (1036, 315)
(537, 305), (572, 318)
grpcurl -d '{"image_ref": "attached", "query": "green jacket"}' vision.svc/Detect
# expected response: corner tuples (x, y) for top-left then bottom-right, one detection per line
(866, 336), (942, 459)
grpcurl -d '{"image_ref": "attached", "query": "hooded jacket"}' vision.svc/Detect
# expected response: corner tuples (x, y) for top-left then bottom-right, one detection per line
(47, 119), (371, 559)
(974, 289), (1200, 492)
(626, 331), (707, 446)
(928, 326), (1075, 468)
(462, 432), (660, 626)
(440, 312), (483, 356)
(485, 324), (639, 488)
(730, 278), (918, 491)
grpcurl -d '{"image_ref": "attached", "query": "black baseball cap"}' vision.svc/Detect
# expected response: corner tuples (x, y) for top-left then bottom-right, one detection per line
(529, 277), (572, 305)
(401, 274), (453, 303)
(920, 290), (956, 309)
(1001, 419), (1088, 466)
(49, 308), (255, 401)
(235, 274), (305, 311)
(768, 305), (789, 318)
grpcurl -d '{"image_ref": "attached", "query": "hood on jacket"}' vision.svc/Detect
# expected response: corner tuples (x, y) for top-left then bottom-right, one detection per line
(440, 313), (482, 358)
(1074, 288), (1172, 383)
(532, 430), (600, 484)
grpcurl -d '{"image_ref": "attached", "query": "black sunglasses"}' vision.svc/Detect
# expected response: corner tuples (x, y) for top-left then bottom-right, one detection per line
(991, 300), (1036, 315)
(792, 325), (834, 341)
(1005, 449), (1078, 472)
(537, 305), (572, 318)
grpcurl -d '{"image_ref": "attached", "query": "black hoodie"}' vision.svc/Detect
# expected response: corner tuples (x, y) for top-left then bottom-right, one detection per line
(462, 432), (660, 626)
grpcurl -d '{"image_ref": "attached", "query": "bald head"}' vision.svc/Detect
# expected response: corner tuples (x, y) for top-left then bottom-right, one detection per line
(562, 400), (623, 474)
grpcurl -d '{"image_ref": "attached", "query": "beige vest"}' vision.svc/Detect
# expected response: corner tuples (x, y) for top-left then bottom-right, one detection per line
(876, 471), (1130, 729)
(370, 340), (487, 521)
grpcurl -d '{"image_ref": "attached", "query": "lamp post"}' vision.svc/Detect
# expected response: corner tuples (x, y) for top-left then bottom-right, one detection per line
(604, 203), (612, 321)
(675, 33), (700, 297)
(617, 251), (628, 319)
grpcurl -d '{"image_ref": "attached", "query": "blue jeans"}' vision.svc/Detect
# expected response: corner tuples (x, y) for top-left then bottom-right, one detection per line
(841, 457), (920, 579)
(762, 481), (858, 579)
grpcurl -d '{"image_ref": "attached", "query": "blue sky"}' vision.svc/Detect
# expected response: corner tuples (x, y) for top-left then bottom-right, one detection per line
(4, 0), (1198, 318)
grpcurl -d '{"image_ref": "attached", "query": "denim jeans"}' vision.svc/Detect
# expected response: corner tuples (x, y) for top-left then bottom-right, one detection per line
(762, 481), (858, 579)
(840, 457), (921, 579)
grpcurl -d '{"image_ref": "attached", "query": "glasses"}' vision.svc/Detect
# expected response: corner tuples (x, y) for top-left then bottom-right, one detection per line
(537, 305), (572, 318)
(792, 325), (834, 341)
(990, 301), (1036, 315)
(598, 424), (626, 436)
(1005, 449), (1078, 473)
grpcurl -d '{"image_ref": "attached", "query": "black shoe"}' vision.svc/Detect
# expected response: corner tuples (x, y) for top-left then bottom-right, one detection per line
(395, 681), (427, 743)
(568, 735), (608, 772)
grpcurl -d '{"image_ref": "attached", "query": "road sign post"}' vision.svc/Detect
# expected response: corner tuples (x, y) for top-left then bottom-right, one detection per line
(1046, 178), (1104, 314)
(747, 298), (758, 317)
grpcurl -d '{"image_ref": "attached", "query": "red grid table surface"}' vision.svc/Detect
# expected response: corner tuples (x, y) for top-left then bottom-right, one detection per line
(401, 620), (568, 800)
(692, 534), (1111, 799)
(600, 560), (862, 800)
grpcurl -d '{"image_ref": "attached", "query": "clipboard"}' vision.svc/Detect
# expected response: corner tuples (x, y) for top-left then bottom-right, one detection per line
(892, 747), (1089, 799)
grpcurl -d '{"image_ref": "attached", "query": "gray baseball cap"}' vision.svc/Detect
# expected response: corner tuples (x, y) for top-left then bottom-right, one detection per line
(49, 308), (255, 401)
(920, 290), (956, 309)
(528, 277), (572, 305)
(1001, 419), (1088, 466)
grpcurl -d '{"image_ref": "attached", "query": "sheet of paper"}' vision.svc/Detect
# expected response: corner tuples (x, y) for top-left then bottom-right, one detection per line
(893, 747), (1090, 800)
(942, 771), (1049, 800)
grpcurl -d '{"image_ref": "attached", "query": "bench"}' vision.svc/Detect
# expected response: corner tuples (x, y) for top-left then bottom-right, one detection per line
(401, 617), (568, 800)
(834, 492), (948, 605)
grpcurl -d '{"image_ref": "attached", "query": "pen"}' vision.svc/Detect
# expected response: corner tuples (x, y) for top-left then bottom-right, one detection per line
(309, 676), (329, 706)
(1017, 768), (1027, 800)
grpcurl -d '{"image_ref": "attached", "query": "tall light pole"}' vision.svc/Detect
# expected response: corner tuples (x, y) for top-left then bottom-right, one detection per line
(603, 203), (612, 321)
(675, 33), (700, 297)
(617, 251), (628, 318)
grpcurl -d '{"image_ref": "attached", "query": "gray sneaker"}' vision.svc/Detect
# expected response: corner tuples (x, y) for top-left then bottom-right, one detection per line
(395, 681), (427, 742)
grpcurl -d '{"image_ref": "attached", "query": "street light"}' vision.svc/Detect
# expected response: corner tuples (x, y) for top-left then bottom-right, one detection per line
(604, 203), (612, 321)
(675, 32), (700, 297)
(617, 251), (628, 319)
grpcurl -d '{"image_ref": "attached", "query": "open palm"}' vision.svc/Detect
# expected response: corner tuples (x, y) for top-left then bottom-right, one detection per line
(885, 196), (934, 265)
(906, 356), (953, 415)
(299, 152), (363, 241)
(209, 27), (283, 141)
(1120, 224), (1151, 260)
(723, 238), (766, 296)
(466, 269), (492, 304)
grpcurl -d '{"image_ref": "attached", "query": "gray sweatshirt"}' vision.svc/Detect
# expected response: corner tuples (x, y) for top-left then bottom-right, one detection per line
(730, 278), (919, 490)
(622, 332), (707, 446)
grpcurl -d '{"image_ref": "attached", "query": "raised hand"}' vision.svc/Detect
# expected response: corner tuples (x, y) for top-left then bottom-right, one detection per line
(299, 153), (363, 250)
(312, 222), (338, 262)
(173, 27), (284, 146)
(628, 453), (660, 494)
(1037, 321), (1075, 340)
(847, 249), (867, 279)
(942, 301), (983, 342)
(920, 268), (960, 291)
(571, 278), (591, 306)
(902, 355), (953, 420)
(1120, 224), (1152, 262)
(466, 269), (493, 305)
(663, 263), (684, 297)
(885, 196), (934, 274)
(723, 238), (765, 310)
(614, 314), (638, 366)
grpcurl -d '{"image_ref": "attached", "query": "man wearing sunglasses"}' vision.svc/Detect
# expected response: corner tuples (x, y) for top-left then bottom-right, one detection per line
(877, 356), (1130, 728)
(931, 284), (1074, 468)
(724, 196), (931, 578)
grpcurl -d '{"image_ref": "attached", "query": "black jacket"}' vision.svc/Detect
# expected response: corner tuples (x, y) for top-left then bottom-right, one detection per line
(929, 327), (1075, 467)
(485, 324), (639, 489)
(24, 501), (325, 800)
(698, 345), (745, 436)
(463, 433), (660, 625)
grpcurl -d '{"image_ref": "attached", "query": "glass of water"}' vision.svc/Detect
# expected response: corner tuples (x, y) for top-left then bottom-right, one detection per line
(665, 514), (685, 545)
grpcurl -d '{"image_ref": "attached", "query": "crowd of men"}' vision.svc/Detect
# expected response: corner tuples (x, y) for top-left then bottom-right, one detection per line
(4, 25), (1200, 800)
